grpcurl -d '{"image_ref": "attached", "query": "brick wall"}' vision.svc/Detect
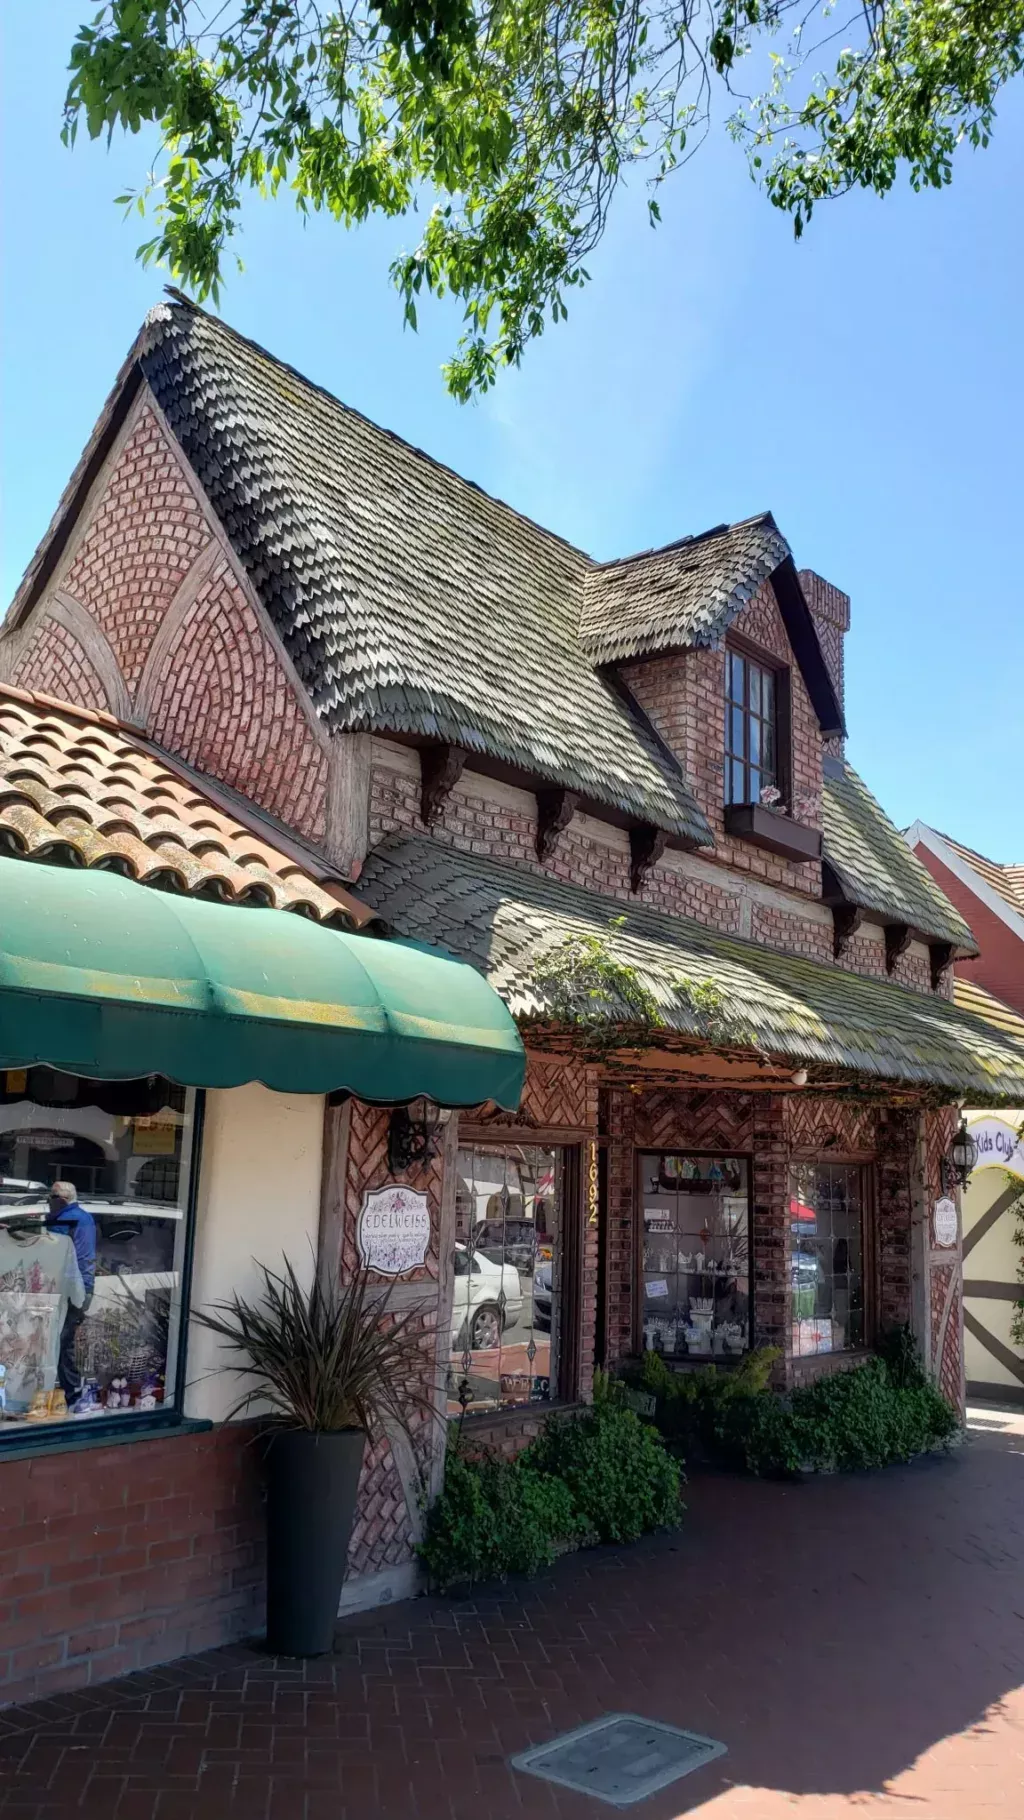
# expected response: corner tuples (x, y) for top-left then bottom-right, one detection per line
(60, 406), (211, 691)
(620, 581), (825, 894)
(0, 1425), (263, 1709)
(146, 557), (328, 842)
(11, 620), (108, 711)
(799, 569), (850, 762)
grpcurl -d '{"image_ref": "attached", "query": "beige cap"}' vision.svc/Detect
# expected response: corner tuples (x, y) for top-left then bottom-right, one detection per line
(49, 1181), (77, 1204)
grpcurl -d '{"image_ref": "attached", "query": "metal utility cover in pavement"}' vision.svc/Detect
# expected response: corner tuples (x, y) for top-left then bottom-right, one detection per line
(511, 1713), (727, 1807)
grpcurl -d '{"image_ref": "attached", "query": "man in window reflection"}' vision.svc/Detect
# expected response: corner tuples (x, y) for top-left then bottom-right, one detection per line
(46, 1181), (96, 1401)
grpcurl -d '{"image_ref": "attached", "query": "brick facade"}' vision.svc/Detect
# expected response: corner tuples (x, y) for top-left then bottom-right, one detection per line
(61, 406), (211, 691)
(145, 558), (328, 842)
(11, 619), (108, 711)
(0, 1426), (263, 1708)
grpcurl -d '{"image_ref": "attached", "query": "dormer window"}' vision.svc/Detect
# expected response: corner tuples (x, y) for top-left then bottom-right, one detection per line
(725, 650), (779, 807)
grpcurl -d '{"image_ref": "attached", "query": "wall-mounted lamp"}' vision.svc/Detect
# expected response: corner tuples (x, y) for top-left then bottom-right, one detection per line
(387, 1098), (449, 1175)
(790, 1068), (808, 1088)
(940, 1118), (978, 1196)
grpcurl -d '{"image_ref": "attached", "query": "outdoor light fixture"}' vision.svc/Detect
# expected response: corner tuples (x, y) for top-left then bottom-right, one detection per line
(940, 1118), (978, 1195)
(388, 1097), (446, 1174)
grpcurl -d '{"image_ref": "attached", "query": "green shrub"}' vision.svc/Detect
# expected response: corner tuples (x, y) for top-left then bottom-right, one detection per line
(791, 1358), (958, 1471)
(417, 1449), (584, 1592)
(526, 1403), (684, 1543)
(621, 1337), (957, 1478)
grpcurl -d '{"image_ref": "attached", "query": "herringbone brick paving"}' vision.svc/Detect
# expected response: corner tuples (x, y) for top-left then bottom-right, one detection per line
(1, 1410), (1021, 1819)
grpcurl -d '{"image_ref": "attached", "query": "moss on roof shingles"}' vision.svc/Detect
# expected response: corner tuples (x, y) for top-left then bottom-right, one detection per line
(356, 835), (1024, 1104)
(823, 763), (977, 950)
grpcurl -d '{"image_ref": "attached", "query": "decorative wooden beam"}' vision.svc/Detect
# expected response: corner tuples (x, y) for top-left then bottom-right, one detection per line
(535, 787), (578, 863)
(831, 904), (863, 960)
(884, 922), (912, 974)
(929, 942), (954, 991)
(420, 745), (466, 826)
(629, 824), (667, 894)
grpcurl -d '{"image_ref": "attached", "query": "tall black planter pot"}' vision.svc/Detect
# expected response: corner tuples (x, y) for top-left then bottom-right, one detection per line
(264, 1428), (367, 1657)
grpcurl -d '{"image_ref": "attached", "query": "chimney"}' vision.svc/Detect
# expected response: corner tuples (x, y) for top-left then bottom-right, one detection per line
(799, 569), (850, 758)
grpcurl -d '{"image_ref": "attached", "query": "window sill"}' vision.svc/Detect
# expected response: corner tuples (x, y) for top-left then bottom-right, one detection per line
(0, 1413), (213, 1463)
(724, 802), (822, 863)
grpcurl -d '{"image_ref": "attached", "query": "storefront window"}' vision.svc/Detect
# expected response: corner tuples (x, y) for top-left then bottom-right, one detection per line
(448, 1143), (565, 1414)
(640, 1153), (751, 1359)
(0, 1071), (198, 1434)
(789, 1163), (865, 1356)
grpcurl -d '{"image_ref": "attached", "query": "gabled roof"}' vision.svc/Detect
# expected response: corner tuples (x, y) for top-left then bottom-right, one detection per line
(7, 297), (851, 844)
(579, 517), (843, 735)
(905, 822), (1024, 943)
(581, 515), (788, 658)
(0, 684), (370, 926)
(354, 835), (1024, 1103)
(822, 762), (977, 950)
(936, 831), (1024, 917)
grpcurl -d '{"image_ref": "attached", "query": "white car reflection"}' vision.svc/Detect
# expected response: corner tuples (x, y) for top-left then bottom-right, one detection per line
(451, 1245), (523, 1352)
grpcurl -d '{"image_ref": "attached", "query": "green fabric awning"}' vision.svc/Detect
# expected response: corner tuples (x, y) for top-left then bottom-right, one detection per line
(0, 857), (525, 1106)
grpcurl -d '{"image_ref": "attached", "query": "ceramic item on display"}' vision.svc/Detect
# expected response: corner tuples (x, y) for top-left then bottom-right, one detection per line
(73, 1380), (103, 1417)
(106, 1376), (130, 1410)
(682, 1158), (700, 1180)
(137, 1374), (160, 1411)
(709, 1163), (724, 1186)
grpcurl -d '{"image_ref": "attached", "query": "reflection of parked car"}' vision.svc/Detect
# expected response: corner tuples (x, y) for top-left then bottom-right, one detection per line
(533, 1260), (553, 1331)
(451, 1246), (523, 1351)
(471, 1219), (538, 1276)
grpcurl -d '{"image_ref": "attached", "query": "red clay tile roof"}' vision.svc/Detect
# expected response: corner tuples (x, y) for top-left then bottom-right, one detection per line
(0, 684), (369, 927)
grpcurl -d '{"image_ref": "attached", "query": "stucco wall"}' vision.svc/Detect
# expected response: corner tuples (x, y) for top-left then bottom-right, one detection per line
(185, 1084), (324, 1422)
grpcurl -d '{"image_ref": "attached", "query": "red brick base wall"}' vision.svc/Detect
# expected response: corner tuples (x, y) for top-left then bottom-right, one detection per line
(0, 1424), (264, 1709)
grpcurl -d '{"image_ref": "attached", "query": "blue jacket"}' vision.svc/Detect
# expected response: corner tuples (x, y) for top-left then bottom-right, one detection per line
(47, 1202), (96, 1295)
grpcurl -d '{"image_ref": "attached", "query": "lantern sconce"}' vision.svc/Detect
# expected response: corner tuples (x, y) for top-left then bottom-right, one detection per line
(387, 1098), (450, 1175)
(939, 1118), (978, 1196)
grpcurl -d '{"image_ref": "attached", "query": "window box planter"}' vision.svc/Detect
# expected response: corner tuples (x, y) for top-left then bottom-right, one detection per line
(724, 802), (822, 863)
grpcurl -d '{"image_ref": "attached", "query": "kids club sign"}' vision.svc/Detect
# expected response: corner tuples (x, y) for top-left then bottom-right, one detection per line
(967, 1116), (1024, 1180)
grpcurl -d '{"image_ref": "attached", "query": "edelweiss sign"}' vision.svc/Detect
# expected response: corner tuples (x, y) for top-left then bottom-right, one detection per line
(967, 1116), (1024, 1180)
(357, 1185), (431, 1275)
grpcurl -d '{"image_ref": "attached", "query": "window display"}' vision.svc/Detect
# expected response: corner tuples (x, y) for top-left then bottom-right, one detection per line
(789, 1163), (865, 1356)
(448, 1143), (565, 1414)
(0, 1071), (197, 1434)
(639, 1153), (750, 1358)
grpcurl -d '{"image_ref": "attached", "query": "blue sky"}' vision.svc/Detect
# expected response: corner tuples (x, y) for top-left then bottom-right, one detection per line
(2, 5), (1022, 861)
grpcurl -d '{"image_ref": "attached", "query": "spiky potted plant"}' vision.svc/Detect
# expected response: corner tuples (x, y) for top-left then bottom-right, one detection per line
(194, 1261), (431, 1656)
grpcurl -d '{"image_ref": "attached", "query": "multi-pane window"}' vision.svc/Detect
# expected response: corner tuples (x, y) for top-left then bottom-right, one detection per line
(725, 650), (778, 806)
(640, 1153), (751, 1359)
(789, 1163), (866, 1357)
(448, 1143), (566, 1415)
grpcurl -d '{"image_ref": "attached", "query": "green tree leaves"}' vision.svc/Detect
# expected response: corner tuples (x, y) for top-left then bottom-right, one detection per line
(63, 2), (1024, 392)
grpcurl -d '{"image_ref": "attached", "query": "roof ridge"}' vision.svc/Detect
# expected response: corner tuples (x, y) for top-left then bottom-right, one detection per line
(158, 291), (592, 564)
(590, 512), (779, 576)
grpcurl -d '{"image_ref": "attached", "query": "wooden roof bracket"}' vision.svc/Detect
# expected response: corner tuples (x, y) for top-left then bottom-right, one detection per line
(929, 941), (955, 991)
(831, 903), (863, 960)
(630, 823), (668, 894)
(536, 787), (578, 863)
(420, 744), (466, 826)
(885, 922), (912, 974)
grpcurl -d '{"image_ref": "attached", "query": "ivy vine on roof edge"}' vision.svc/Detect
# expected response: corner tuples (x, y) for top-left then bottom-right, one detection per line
(525, 919), (738, 1052)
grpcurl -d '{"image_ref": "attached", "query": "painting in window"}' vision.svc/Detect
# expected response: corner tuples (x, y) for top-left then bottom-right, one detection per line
(789, 1163), (865, 1356)
(639, 1154), (750, 1359)
(448, 1143), (565, 1414)
(725, 649), (778, 806)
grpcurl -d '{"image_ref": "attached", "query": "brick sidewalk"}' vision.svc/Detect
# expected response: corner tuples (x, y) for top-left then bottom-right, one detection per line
(1, 1409), (1022, 1819)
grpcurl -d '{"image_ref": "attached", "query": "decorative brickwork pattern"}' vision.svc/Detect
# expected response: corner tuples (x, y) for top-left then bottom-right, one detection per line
(875, 1107), (916, 1334)
(633, 1089), (756, 1153)
(0, 1425), (263, 1708)
(11, 619), (109, 712)
(346, 1430), (418, 1579)
(341, 1101), (441, 1285)
(61, 406), (211, 691)
(923, 1105), (963, 1409)
(471, 1053), (595, 1132)
(147, 559), (328, 841)
(786, 1098), (877, 1154)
